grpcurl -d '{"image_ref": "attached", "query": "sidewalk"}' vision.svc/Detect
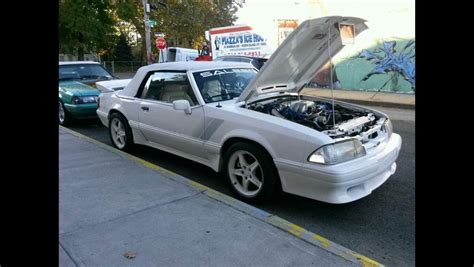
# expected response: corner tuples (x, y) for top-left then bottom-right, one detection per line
(301, 88), (415, 109)
(59, 127), (382, 266)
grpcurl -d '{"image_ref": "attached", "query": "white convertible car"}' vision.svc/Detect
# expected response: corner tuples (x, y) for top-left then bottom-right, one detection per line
(96, 16), (401, 204)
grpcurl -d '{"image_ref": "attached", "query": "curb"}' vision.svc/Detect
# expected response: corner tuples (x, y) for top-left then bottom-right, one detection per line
(60, 125), (384, 267)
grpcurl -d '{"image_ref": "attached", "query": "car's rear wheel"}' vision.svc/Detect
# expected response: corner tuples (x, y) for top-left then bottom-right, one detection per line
(58, 100), (71, 126)
(109, 113), (133, 151)
(224, 142), (280, 203)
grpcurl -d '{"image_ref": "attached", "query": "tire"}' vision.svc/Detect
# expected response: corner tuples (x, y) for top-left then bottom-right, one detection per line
(58, 100), (71, 126)
(108, 113), (134, 151)
(224, 142), (280, 203)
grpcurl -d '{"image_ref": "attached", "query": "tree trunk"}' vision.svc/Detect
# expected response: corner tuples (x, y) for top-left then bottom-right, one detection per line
(141, 38), (147, 62)
(132, 21), (146, 63)
(78, 46), (84, 61)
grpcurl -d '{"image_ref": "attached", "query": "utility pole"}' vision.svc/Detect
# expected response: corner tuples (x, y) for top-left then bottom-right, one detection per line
(142, 0), (152, 65)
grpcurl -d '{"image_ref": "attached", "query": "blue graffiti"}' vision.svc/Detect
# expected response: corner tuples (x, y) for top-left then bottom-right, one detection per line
(359, 40), (415, 91)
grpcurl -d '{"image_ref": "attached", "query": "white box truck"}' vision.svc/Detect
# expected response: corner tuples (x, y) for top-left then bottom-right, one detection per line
(158, 47), (199, 63)
(196, 25), (274, 61)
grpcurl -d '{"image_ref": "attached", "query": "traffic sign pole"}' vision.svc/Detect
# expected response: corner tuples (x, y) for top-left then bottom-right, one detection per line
(142, 0), (152, 65)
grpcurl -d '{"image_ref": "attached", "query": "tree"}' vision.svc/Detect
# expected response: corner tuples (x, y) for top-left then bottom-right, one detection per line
(59, 0), (116, 60)
(113, 0), (147, 61)
(113, 33), (135, 61)
(153, 0), (243, 49)
(113, 0), (243, 61)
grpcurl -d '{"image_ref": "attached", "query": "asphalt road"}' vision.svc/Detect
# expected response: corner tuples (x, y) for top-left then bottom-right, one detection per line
(65, 106), (415, 266)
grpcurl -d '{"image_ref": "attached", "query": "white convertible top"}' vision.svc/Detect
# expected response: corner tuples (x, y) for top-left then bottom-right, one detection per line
(118, 61), (254, 97)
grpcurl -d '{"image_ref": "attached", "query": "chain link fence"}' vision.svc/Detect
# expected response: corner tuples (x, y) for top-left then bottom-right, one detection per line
(101, 61), (147, 74)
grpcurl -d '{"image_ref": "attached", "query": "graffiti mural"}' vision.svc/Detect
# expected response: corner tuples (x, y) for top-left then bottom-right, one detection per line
(359, 39), (415, 92)
(314, 38), (416, 93)
(307, 39), (415, 93)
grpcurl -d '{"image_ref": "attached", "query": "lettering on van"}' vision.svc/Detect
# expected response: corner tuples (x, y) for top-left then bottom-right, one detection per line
(220, 33), (265, 45)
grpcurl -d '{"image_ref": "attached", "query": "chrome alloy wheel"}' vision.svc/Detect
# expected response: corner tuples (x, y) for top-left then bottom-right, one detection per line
(227, 150), (264, 197)
(110, 117), (127, 149)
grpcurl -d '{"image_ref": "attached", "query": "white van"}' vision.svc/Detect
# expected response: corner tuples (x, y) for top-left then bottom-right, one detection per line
(158, 47), (198, 63)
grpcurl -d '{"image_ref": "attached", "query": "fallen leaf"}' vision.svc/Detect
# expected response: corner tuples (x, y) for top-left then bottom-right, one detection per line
(123, 251), (137, 259)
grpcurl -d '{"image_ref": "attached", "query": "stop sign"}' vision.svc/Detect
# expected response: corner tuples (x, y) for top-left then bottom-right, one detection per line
(156, 38), (167, 49)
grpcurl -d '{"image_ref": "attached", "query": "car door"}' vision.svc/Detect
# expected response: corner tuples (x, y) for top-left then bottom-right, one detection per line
(137, 71), (206, 158)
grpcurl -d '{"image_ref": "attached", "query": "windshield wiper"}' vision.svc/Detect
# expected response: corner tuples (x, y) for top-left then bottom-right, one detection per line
(207, 92), (239, 100)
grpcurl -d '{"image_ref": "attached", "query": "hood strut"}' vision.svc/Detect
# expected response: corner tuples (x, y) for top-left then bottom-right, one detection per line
(328, 22), (336, 127)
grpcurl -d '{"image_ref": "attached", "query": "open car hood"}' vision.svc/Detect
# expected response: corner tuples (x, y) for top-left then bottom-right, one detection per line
(237, 16), (368, 103)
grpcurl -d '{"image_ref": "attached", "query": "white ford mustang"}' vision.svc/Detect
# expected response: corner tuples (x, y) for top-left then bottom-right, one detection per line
(96, 16), (402, 204)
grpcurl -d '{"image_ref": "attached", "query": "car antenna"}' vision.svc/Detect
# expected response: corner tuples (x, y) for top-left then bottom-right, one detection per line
(216, 101), (222, 108)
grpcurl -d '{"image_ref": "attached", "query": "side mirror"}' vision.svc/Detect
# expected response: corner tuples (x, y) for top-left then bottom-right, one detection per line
(172, 99), (192, 115)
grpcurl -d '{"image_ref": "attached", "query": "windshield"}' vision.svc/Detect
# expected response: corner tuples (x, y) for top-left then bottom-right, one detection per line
(59, 64), (114, 82)
(192, 68), (257, 103)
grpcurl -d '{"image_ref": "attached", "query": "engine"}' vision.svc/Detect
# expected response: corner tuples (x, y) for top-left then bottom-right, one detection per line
(247, 97), (378, 138)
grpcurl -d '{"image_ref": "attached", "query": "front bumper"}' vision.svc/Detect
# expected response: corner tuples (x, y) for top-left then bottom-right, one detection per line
(275, 133), (402, 204)
(64, 103), (98, 119)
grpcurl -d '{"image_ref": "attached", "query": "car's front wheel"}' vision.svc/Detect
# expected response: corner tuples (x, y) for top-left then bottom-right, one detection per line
(58, 100), (70, 126)
(224, 142), (280, 203)
(109, 113), (134, 151)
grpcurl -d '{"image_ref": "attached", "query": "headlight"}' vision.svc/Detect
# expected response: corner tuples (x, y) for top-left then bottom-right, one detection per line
(71, 96), (98, 104)
(382, 118), (393, 138)
(308, 139), (366, 165)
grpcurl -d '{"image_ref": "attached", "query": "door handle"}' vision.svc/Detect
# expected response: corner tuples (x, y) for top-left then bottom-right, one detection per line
(141, 106), (149, 111)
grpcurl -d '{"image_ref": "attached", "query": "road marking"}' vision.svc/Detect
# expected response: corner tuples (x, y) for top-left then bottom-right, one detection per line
(313, 234), (331, 248)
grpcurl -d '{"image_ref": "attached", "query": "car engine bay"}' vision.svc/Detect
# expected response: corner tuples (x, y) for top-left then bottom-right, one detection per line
(247, 96), (386, 139)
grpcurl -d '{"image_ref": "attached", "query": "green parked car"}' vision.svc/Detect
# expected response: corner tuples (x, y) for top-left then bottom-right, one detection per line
(59, 61), (117, 125)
